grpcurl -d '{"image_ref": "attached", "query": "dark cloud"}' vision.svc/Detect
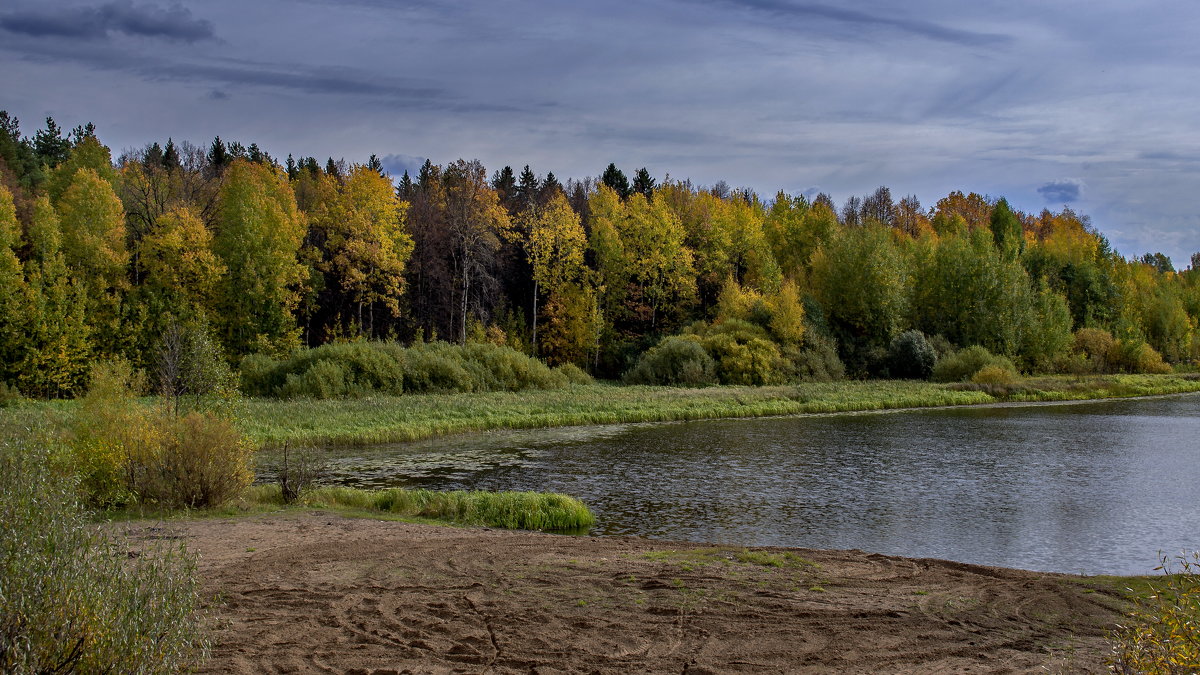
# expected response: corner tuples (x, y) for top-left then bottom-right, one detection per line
(1037, 179), (1083, 204)
(207, 89), (229, 100)
(0, 1), (214, 42)
(694, 0), (1011, 46)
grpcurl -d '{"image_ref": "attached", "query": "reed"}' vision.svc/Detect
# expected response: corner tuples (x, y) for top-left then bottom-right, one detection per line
(256, 485), (595, 531)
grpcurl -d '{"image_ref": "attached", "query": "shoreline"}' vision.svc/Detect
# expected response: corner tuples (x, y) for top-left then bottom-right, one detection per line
(241, 374), (1200, 450)
(130, 510), (1131, 673)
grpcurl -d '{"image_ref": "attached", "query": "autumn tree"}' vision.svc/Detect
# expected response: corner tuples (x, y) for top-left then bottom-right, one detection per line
(311, 165), (414, 338)
(442, 159), (511, 344)
(521, 192), (587, 356)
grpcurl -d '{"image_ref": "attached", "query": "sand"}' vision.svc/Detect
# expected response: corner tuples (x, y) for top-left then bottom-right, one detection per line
(120, 512), (1126, 674)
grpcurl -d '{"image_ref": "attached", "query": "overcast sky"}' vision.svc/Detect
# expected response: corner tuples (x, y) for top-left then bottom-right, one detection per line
(2, 0), (1198, 266)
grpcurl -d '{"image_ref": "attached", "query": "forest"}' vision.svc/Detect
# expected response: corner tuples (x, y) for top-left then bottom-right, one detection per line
(1, 111), (1197, 399)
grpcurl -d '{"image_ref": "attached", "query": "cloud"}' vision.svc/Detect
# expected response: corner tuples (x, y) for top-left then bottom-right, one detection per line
(1037, 179), (1083, 204)
(0, 1), (215, 42)
(380, 153), (427, 179)
(207, 89), (229, 100)
(693, 0), (1011, 46)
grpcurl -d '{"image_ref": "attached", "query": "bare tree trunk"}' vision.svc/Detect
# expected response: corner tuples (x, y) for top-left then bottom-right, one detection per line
(531, 279), (539, 355)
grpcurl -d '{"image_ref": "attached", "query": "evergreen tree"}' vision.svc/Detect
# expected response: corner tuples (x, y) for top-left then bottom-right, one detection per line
(491, 165), (516, 207)
(601, 163), (631, 199)
(33, 117), (71, 167)
(632, 167), (656, 200)
(367, 154), (384, 176)
(162, 138), (180, 170)
(397, 170), (414, 200)
(515, 164), (539, 210)
(207, 136), (229, 175)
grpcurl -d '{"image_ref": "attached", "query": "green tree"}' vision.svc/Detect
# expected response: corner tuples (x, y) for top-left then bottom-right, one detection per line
(213, 159), (307, 356)
(601, 163), (631, 199)
(810, 225), (909, 373)
(989, 197), (1024, 257)
(523, 192), (588, 356)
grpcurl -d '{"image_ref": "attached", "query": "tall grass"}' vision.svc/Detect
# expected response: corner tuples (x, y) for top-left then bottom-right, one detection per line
(0, 424), (206, 672)
(252, 484), (594, 531)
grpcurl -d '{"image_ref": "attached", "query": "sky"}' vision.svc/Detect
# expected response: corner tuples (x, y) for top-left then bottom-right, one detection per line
(2, 0), (1198, 267)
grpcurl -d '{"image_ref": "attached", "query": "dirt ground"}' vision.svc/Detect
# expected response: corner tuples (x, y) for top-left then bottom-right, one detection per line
(121, 512), (1128, 674)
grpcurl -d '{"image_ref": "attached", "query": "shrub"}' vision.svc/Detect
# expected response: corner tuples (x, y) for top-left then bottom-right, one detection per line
(554, 363), (593, 385)
(887, 330), (937, 380)
(139, 413), (253, 509)
(244, 341), (570, 399)
(932, 345), (1017, 383)
(1109, 552), (1200, 673)
(0, 381), (23, 408)
(971, 365), (1018, 387)
(786, 332), (846, 383)
(1109, 339), (1172, 375)
(624, 336), (717, 386)
(1072, 328), (1115, 373)
(0, 432), (206, 672)
(73, 360), (252, 509)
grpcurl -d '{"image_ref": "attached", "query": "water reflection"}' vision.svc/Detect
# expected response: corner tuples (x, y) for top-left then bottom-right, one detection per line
(270, 394), (1200, 575)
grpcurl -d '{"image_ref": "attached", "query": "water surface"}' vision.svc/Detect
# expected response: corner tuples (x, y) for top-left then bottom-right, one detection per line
(284, 394), (1200, 575)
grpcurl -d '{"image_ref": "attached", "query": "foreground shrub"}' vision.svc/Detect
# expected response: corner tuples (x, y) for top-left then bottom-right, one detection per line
(0, 433), (206, 672)
(932, 345), (1017, 383)
(624, 335), (717, 386)
(887, 330), (937, 379)
(1109, 552), (1200, 673)
(73, 360), (252, 508)
(139, 413), (253, 509)
(786, 332), (846, 383)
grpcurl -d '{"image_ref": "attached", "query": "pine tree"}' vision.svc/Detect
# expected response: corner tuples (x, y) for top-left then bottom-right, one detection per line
(632, 167), (656, 200)
(33, 117), (71, 167)
(601, 163), (631, 199)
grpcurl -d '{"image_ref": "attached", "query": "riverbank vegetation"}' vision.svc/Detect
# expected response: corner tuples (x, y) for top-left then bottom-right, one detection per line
(247, 484), (594, 531)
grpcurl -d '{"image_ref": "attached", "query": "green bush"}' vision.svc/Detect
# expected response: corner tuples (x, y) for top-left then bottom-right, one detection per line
(624, 335), (717, 386)
(138, 413), (253, 509)
(932, 345), (1017, 383)
(242, 340), (573, 399)
(887, 330), (937, 380)
(0, 432), (206, 672)
(785, 332), (846, 383)
(554, 363), (593, 385)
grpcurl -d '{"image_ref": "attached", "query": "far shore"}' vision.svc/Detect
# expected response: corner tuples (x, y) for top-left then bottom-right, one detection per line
(239, 373), (1200, 449)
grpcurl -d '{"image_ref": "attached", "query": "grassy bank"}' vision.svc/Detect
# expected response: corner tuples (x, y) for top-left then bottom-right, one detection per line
(244, 484), (595, 531)
(238, 374), (1200, 448)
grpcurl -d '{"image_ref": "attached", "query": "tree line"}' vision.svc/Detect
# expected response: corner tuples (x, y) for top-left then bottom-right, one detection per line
(1, 111), (1197, 397)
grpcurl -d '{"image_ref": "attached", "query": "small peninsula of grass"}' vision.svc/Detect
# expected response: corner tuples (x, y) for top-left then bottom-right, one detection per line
(237, 374), (1200, 449)
(219, 484), (593, 531)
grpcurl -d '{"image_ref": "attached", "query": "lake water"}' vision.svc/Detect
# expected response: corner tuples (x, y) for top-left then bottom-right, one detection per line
(298, 393), (1200, 575)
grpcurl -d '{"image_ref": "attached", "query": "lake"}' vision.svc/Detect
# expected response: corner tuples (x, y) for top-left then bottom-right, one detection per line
(293, 393), (1200, 575)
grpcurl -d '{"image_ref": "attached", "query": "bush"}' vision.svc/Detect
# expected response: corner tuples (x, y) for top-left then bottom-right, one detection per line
(1072, 328), (1115, 373)
(243, 341), (572, 399)
(971, 365), (1017, 386)
(624, 336), (717, 386)
(554, 363), (593, 385)
(1109, 339), (1172, 375)
(1109, 552), (1200, 673)
(887, 330), (937, 379)
(138, 413), (253, 509)
(0, 432), (206, 672)
(73, 360), (252, 509)
(786, 332), (846, 383)
(932, 345), (1017, 383)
